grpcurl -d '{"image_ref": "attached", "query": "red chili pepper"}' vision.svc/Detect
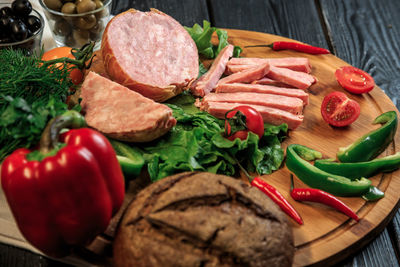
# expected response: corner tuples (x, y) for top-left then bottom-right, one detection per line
(251, 177), (303, 225)
(246, 41), (330, 55)
(1, 110), (125, 257)
(290, 175), (359, 221)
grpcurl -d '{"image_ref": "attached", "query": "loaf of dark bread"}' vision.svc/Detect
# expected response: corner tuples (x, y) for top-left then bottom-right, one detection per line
(113, 172), (294, 267)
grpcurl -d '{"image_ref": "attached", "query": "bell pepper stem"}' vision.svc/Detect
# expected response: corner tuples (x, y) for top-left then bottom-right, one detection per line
(39, 110), (86, 154)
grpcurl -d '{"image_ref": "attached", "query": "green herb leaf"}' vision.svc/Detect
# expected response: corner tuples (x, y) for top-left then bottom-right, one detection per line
(185, 20), (242, 59)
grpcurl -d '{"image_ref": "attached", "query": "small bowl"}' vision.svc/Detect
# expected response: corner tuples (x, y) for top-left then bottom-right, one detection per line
(39, 0), (112, 50)
(0, 3), (45, 55)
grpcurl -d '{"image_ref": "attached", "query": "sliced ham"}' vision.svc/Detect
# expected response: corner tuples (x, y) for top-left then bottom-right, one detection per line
(190, 44), (234, 97)
(202, 102), (304, 130)
(215, 83), (309, 105)
(251, 77), (294, 88)
(81, 71), (176, 142)
(217, 62), (270, 86)
(227, 57), (312, 73)
(201, 92), (304, 115)
(266, 66), (316, 90)
(101, 9), (199, 102)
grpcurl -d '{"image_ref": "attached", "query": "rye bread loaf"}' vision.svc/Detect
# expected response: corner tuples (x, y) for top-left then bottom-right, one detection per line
(113, 172), (294, 267)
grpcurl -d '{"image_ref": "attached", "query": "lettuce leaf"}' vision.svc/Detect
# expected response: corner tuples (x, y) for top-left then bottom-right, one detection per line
(140, 98), (287, 182)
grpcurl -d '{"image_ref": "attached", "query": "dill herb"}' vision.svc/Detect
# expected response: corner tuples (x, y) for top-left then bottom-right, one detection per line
(0, 49), (72, 161)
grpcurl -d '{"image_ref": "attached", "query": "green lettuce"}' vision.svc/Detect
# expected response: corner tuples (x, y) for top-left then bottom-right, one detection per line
(138, 94), (287, 182)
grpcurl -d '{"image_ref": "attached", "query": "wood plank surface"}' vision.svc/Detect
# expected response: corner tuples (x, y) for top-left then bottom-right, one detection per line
(111, 0), (209, 27)
(208, 0), (329, 49)
(320, 0), (400, 265)
(222, 29), (400, 266)
(2, 0), (400, 266)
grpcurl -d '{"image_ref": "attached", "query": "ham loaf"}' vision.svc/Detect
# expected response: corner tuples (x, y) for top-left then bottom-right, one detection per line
(101, 9), (199, 102)
(81, 72), (176, 142)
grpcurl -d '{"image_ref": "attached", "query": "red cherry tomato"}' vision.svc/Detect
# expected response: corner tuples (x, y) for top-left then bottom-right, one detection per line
(335, 66), (375, 94)
(321, 91), (360, 127)
(224, 106), (264, 141)
(42, 47), (84, 85)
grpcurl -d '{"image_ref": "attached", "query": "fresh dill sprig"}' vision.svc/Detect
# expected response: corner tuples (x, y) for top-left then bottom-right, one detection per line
(0, 49), (72, 161)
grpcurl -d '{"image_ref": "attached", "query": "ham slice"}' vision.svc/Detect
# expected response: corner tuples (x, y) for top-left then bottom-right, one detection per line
(266, 66), (316, 89)
(227, 57), (312, 73)
(81, 71), (176, 142)
(251, 77), (293, 88)
(215, 83), (309, 105)
(190, 45), (234, 97)
(202, 102), (304, 130)
(217, 62), (270, 86)
(201, 92), (304, 115)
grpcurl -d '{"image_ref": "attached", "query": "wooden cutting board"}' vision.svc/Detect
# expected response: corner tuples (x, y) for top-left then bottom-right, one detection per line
(82, 29), (400, 267)
(220, 29), (400, 266)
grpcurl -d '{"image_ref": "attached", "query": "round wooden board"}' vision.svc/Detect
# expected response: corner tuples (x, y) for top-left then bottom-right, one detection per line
(222, 29), (400, 266)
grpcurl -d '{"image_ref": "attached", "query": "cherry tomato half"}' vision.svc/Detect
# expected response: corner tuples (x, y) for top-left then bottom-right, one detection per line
(321, 91), (360, 127)
(224, 106), (264, 141)
(335, 66), (375, 94)
(42, 47), (84, 85)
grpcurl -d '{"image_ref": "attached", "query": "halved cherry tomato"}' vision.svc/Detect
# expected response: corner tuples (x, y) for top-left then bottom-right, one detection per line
(42, 47), (84, 85)
(224, 106), (264, 141)
(335, 66), (375, 94)
(321, 91), (360, 127)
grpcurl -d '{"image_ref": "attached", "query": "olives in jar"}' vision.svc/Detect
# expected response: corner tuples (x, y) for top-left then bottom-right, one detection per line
(76, 0), (96, 14)
(43, 0), (63, 11)
(12, 0), (32, 17)
(61, 2), (76, 14)
(75, 14), (96, 30)
(0, 0), (42, 44)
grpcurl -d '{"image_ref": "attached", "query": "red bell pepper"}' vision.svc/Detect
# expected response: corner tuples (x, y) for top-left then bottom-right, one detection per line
(1, 110), (125, 257)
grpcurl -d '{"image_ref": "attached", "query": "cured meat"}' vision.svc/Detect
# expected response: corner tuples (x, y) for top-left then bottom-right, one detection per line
(201, 92), (304, 115)
(215, 83), (309, 105)
(227, 57), (312, 73)
(266, 66), (316, 90)
(101, 9), (199, 102)
(251, 77), (294, 88)
(81, 72), (176, 142)
(190, 45), (234, 97)
(217, 62), (270, 86)
(203, 102), (304, 130)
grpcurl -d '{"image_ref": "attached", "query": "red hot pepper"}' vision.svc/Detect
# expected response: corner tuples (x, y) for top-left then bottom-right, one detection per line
(290, 175), (359, 222)
(251, 177), (303, 225)
(246, 41), (330, 55)
(1, 110), (125, 257)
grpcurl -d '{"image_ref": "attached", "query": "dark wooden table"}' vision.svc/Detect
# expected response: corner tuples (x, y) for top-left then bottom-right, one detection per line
(1, 0), (400, 266)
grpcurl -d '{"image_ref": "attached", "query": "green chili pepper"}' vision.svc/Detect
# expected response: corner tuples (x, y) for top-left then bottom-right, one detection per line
(286, 144), (371, 197)
(109, 139), (145, 179)
(337, 111), (398, 163)
(314, 152), (400, 179)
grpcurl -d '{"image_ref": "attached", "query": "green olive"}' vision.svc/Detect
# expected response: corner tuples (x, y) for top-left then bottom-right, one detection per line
(76, 0), (96, 13)
(89, 20), (103, 40)
(61, 2), (77, 14)
(72, 28), (90, 47)
(75, 0), (84, 4)
(44, 0), (63, 11)
(94, 0), (103, 9)
(74, 14), (97, 30)
(53, 19), (71, 36)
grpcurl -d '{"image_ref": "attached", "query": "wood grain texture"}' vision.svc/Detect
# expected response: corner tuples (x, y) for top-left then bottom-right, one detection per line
(209, 0), (329, 49)
(111, 0), (210, 27)
(320, 0), (400, 109)
(320, 0), (400, 265)
(221, 29), (400, 266)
